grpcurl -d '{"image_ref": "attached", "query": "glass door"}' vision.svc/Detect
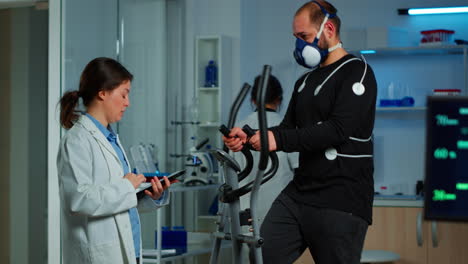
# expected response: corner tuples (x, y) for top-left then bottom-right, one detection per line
(62, 0), (118, 94)
(117, 0), (168, 249)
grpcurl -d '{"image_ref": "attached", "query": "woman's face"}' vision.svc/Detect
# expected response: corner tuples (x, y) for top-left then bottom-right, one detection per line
(102, 80), (131, 124)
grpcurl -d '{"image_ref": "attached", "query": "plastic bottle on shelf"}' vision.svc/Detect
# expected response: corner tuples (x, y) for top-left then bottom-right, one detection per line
(204, 60), (218, 87)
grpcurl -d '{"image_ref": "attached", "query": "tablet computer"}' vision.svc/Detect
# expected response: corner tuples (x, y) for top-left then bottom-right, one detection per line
(136, 169), (186, 199)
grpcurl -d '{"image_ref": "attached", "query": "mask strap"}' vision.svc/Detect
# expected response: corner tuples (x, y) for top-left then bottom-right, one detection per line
(312, 0), (337, 18)
(316, 14), (329, 39)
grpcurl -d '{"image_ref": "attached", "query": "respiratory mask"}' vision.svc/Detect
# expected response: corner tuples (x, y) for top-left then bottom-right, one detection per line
(293, 1), (342, 69)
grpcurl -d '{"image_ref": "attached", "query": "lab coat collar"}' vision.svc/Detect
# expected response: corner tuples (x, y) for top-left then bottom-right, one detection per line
(76, 115), (121, 162)
(116, 134), (131, 172)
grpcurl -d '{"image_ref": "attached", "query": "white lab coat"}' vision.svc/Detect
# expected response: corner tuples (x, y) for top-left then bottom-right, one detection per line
(234, 111), (299, 230)
(57, 115), (168, 264)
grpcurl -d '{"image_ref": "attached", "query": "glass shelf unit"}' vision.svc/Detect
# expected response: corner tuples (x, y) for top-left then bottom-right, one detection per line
(194, 35), (231, 150)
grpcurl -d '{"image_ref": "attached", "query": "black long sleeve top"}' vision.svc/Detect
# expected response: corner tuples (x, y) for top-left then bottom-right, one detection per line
(270, 54), (377, 224)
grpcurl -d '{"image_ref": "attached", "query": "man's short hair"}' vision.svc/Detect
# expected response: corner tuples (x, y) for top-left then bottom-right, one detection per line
(295, 0), (341, 36)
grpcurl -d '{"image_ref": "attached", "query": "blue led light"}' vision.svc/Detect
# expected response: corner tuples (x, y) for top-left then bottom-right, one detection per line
(360, 50), (376, 54)
(408, 6), (468, 15)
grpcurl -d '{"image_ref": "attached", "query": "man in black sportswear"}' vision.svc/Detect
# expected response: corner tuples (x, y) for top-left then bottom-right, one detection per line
(223, 1), (377, 263)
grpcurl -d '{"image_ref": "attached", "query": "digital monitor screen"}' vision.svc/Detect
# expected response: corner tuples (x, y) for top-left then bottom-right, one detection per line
(425, 96), (468, 221)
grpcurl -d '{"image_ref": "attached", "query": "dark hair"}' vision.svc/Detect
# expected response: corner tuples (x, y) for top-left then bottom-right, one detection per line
(296, 0), (341, 36)
(59, 57), (133, 129)
(251, 75), (283, 106)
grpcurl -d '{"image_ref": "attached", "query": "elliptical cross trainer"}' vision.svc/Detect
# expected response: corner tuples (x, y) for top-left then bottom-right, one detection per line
(210, 65), (279, 264)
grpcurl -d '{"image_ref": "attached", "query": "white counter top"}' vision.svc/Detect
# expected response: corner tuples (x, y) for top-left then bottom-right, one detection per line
(361, 250), (400, 263)
(373, 195), (424, 207)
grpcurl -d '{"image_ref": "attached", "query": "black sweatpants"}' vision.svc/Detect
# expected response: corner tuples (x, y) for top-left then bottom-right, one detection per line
(260, 191), (368, 264)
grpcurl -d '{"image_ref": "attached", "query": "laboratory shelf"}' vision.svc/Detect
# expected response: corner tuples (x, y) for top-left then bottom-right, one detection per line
(374, 194), (422, 200)
(376, 106), (426, 112)
(373, 198), (423, 208)
(195, 35), (230, 150)
(198, 122), (220, 128)
(142, 241), (231, 263)
(169, 184), (220, 193)
(373, 194), (424, 207)
(199, 87), (219, 92)
(351, 45), (467, 57)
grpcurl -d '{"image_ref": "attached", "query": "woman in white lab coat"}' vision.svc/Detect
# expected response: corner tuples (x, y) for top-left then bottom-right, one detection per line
(234, 75), (299, 263)
(57, 57), (173, 264)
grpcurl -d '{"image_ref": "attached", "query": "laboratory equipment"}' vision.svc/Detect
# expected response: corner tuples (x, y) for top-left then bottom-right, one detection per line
(433, 89), (461, 96)
(420, 29), (455, 46)
(424, 96), (468, 221)
(177, 137), (216, 186)
(130, 143), (159, 175)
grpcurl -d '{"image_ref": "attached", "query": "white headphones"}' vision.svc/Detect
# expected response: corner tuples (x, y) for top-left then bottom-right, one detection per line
(310, 55), (373, 162)
(315, 121), (373, 160)
(298, 54), (368, 96)
(324, 139), (373, 161)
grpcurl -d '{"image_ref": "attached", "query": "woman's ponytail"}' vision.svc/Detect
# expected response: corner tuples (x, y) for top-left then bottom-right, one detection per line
(59, 90), (80, 129)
